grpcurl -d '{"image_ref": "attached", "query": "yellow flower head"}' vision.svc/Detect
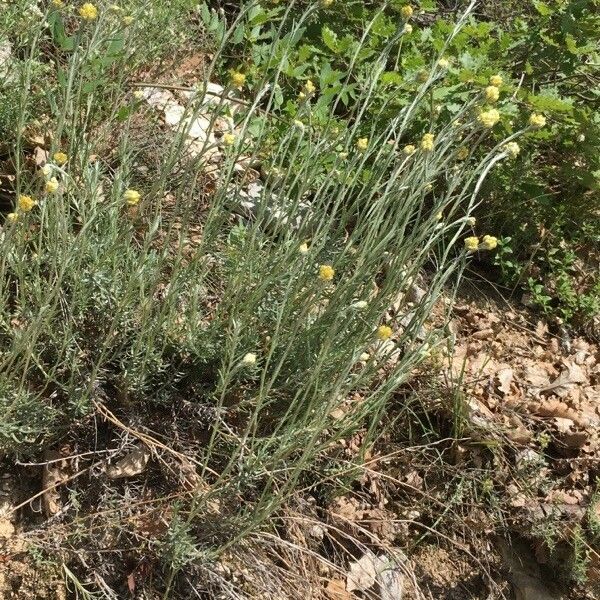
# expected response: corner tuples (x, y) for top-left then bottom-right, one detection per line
(79, 2), (98, 20)
(6, 212), (18, 223)
(299, 242), (309, 255)
(122, 15), (134, 26)
(376, 325), (393, 341)
(222, 132), (236, 146)
(504, 141), (520, 159)
(52, 0), (64, 7)
(437, 57), (450, 69)
(123, 189), (141, 206)
(320, 0), (334, 6)
(403, 23), (413, 34)
(303, 80), (316, 95)
(484, 85), (500, 103)
(18, 195), (36, 212)
(318, 264), (335, 281)
(53, 151), (68, 165)
(241, 352), (257, 366)
(356, 137), (369, 152)
(529, 113), (546, 129)
(435, 211), (443, 221)
(478, 108), (500, 128)
(400, 5), (413, 20)
(467, 216), (476, 227)
(481, 235), (498, 250)
(456, 146), (469, 160)
(464, 236), (479, 252)
(229, 71), (246, 88)
(45, 178), (59, 193)
(403, 144), (416, 156)
(421, 133), (435, 152)
(489, 74), (503, 87)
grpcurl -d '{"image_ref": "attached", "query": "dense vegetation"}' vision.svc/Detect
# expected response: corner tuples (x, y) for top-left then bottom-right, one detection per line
(0, 0), (598, 597)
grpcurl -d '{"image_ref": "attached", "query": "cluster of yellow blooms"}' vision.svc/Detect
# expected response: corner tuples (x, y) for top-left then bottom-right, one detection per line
(318, 264), (335, 281)
(123, 189), (141, 206)
(222, 132), (236, 146)
(79, 2), (98, 20)
(303, 80), (316, 95)
(504, 141), (520, 159)
(356, 137), (369, 152)
(376, 325), (393, 341)
(229, 71), (246, 89)
(484, 86), (500, 103)
(464, 235), (498, 252)
(478, 108), (500, 128)
(54, 151), (68, 165)
(420, 133), (435, 152)
(529, 113), (546, 129)
(400, 5), (413, 20)
(489, 74), (503, 87)
(7, 151), (72, 222)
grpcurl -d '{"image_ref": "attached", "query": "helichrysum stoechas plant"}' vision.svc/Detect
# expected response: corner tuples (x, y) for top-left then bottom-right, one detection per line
(0, 2), (534, 593)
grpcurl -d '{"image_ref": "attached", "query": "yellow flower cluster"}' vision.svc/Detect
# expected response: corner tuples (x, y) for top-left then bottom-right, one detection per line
(403, 144), (416, 156)
(403, 24), (413, 34)
(478, 109), (500, 128)
(437, 57), (450, 69)
(79, 2), (98, 20)
(489, 74), (503, 87)
(123, 189), (141, 206)
(222, 133), (236, 146)
(303, 80), (316, 95)
(504, 141), (520, 159)
(400, 5), (413, 19)
(529, 113), (546, 129)
(45, 178), (59, 193)
(356, 137), (369, 152)
(18, 195), (37, 212)
(229, 71), (246, 88)
(420, 133), (435, 152)
(53, 151), (68, 165)
(484, 85), (500, 103)
(481, 235), (498, 250)
(122, 15), (134, 26)
(319, 264), (335, 281)
(464, 236), (479, 252)
(241, 352), (257, 366)
(464, 235), (498, 252)
(376, 325), (393, 341)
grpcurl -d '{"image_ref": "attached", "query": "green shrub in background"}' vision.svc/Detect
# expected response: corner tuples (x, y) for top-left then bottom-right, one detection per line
(215, 0), (599, 326)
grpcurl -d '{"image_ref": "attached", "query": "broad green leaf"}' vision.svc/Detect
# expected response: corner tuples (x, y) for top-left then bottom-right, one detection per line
(321, 26), (339, 53)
